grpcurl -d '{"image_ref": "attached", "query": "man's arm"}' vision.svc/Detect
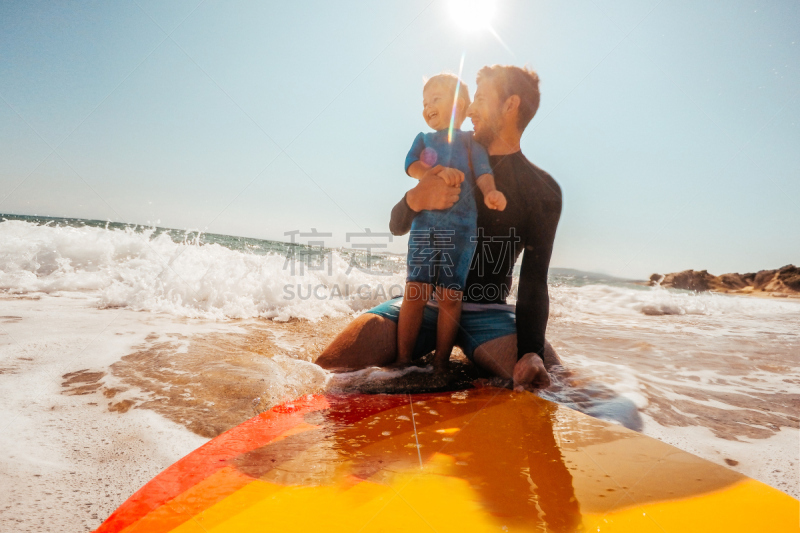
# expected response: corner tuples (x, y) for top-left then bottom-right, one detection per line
(389, 165), (462, 236)
(389, 194), (417, 236)
(515, 178), (562, 361)
(515, 252), (551, 357)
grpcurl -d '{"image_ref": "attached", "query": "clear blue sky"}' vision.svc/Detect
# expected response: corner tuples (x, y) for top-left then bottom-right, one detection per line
(1, 0), (797, 279)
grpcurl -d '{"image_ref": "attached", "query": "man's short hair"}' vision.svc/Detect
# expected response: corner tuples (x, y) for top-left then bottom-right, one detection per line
(476, 65), (540, 131)
(423, 73), (471, 110)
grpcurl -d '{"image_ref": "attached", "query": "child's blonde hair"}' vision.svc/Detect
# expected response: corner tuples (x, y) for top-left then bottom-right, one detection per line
(423, 73), (471, 110)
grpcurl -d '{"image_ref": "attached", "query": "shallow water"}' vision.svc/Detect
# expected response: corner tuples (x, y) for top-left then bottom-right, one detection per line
(545, 283), (799, 439)
(1, 216), (798, 500)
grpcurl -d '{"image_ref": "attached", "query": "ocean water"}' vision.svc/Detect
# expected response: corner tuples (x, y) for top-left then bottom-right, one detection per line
(0, 214), (406, 321)
(1, 214), (798, 497)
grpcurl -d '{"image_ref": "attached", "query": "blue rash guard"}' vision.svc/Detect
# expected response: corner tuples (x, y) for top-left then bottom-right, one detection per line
(404, 128), (493, 292)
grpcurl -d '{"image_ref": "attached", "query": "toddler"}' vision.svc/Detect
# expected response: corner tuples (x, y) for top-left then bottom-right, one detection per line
(394, 73), (506, 375)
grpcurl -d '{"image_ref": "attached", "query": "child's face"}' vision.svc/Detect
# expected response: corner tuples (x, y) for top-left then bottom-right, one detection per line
(422, 82), (462, 131)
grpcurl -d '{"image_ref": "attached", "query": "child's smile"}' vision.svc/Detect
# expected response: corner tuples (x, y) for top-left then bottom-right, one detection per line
(422, 82), (458, 131)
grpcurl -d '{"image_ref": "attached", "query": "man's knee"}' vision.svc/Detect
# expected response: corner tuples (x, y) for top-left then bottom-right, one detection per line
(315, 313), (397, 370)
(542, 340), (563, 368)
(471, 335), (517, 380)
(471, 335), (562, 379)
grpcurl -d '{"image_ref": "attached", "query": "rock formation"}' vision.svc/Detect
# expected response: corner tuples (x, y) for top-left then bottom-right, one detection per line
(649, 265), (800, 297)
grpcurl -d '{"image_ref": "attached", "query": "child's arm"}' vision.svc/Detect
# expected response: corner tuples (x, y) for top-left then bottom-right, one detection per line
(407, 160), (431, 180)
(408, 161), (463, 186)
(477, 173), (507, 211)
(405, 133), (428, 178)
(469, 134), (505, 210)
(405, 133), (463, 185)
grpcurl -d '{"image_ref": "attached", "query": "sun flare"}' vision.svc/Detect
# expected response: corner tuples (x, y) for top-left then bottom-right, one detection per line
(448, 0), (497, 32)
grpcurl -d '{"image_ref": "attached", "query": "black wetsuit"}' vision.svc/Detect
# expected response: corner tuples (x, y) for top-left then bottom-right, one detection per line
(390, 151), (562, 360)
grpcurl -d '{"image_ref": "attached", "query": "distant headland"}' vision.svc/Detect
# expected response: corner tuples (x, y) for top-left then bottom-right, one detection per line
(648, 265), (800, 298)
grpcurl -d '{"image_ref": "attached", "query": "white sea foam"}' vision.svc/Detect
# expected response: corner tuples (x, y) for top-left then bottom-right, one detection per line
(549, 282), (800, 319)
(0, 220), (404, 321)
(4, 220), (798, 325)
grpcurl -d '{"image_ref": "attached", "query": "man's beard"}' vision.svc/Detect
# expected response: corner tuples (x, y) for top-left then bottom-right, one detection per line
(473, 112), (502, 147)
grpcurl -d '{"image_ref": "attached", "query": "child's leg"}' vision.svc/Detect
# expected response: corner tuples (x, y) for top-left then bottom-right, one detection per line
(395, 282), (433, 367)
(433, 286), (463, 373)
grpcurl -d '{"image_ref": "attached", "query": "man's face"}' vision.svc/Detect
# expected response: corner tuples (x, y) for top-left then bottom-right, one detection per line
(467, 79), (503, 147)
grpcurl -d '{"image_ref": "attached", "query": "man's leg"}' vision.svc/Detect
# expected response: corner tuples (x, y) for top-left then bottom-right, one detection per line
(315, 314), (398, 372)
(471, 334), (562, 387)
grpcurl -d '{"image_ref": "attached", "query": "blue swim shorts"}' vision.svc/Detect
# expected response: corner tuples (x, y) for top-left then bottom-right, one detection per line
(366, 297), (517, 361)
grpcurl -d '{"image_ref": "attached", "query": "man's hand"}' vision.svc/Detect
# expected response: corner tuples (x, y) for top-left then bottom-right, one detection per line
(437, 167), (465, 187)
(484, 190), (507, 211)
(406, 165), (462, 212)
(513, 352), (551, 390)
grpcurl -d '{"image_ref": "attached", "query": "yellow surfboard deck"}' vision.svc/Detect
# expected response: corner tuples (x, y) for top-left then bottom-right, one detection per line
(95, 388), (798, 532)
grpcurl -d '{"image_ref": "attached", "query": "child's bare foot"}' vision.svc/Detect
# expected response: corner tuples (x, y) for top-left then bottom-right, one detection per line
(385, 358), (412, 370)
(432, 358), (450, 376)
(427, 366), (450, 389)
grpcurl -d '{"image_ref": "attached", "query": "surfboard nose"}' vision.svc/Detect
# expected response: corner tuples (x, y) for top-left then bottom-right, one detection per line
(95, 389), (800, 533)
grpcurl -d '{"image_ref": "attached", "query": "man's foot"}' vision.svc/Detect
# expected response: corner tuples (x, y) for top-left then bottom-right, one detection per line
(512, 353), (551, 390)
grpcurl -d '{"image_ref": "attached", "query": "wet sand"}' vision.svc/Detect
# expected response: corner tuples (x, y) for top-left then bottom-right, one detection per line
(0, 292), (797, 532)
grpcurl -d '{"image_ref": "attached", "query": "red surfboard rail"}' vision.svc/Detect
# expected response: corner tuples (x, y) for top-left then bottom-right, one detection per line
(95, 394), (329, 533)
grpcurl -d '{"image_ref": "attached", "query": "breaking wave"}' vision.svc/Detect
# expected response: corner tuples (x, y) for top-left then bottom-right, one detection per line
(0, 219), (404, 321)
(2, 219), (798, 323)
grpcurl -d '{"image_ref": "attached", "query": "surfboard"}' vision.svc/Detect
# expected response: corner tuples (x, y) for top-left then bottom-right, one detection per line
(94, 388), (798, 532)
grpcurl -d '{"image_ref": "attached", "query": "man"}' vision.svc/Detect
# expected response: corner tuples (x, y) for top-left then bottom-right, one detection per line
(316, 65), (562, 390)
